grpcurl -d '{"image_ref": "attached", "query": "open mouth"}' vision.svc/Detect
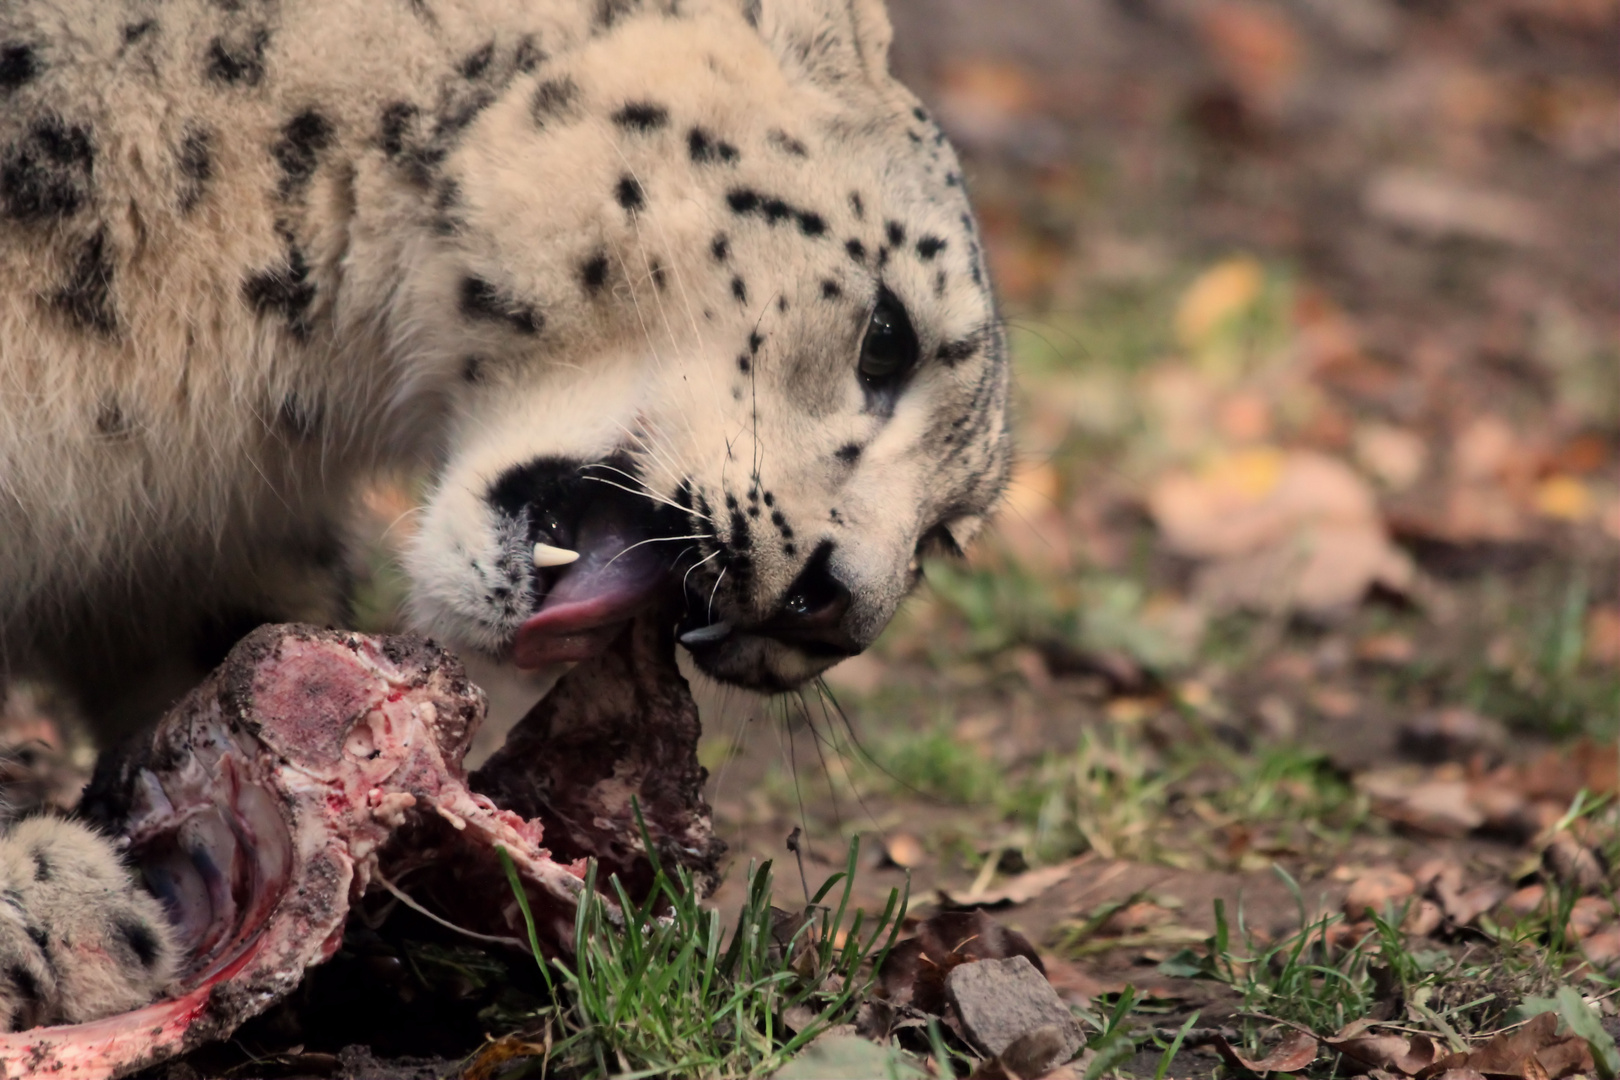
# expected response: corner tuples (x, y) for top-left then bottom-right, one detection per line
(498, 458), (691, 670)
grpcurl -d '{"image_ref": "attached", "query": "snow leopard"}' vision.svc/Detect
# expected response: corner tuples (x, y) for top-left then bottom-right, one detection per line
(0, 0), (1012, 1029)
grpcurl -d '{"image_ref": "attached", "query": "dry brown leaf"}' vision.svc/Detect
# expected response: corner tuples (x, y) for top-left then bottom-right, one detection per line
(1543, 831), (1610, 892)
(1426, 1011), (1595, 1080)
(1359, 772), (1486, 837)
(1148, 449), (1414, 616)
(1580, 928), (1620, 971)
(1363, 168), (1549, 246)
(882, 833), (927, 870)
(1212, 1030), (1319, 1075)
(1195, 1), (1304, 112)
(939, 858), (1087, 909)
(1345, 868), (1417, 918)
(1324, 1025), (1439, 1075)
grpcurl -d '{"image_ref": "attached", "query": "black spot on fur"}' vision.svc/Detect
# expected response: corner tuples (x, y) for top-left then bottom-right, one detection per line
(748, 331), (764, 355)
(916, 235), (946, 260)
(936, 335), (981, 366)
(710, 233), (729, 261)
(595, 0), (640, 28)
(614, 173), (644, 212)
(906, 130), (923, 145)
(835, 443), (862, 463)
(459, 41), (494, 79)
(24, 924), (47, 951)
(272, 110), (331, 198)
(885, 220), (905, 246)
(767, 129), (808, 156)
(1, 116), (94, 223)
(512, 35), (545, 73)
(650, 258), (667, 291)
(730, 276), (747, 304)
(763, 491), (775, 507)
(687, 127), (738, 165)
(532, 77), (580, 125)
(461, 356), (485, 383)
(379, 101), (418, 157)
(935, 268), (948, 297)
(737, 354), (750, 373)
(176, 126), (212, 212)
(434, 88), (495, 139)
(912, 106), (929, 123)
(579, 250), (609, 294)
(613, 101), (668, 131)
(205, 28), (269, 86)
(944, 171), (961, 187)
(243, 245), (317, 339)
(727, 188), (826, 238)
(95, 398), (130, 437)
(845, 238), (866, 263)
(460, 275), (543, 335)
(50, 228), (119, 335)
(116, 918), (163, 969)
(0, 44), (40, 91)
(820, 279), (841, 299)
(742, 0), (761, 27)
(849, 192), (864, 219)
(777, 295), (789, 313)
(30, 852), (48, 882)
(6, 966), (40, 1007)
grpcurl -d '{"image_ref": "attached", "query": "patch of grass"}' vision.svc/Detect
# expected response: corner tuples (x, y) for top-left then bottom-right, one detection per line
(1014, 729), (1173, 864)
(875, 722), (1004, 806)
(920, 561), (1198, 675)
(1007, 731), (1365, 869)
(1464, 571), (1620, 741)
(478, 830), (906, 1079)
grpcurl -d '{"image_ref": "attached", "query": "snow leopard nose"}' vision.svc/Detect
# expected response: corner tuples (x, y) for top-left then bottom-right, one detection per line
(758, 542), (857, 657)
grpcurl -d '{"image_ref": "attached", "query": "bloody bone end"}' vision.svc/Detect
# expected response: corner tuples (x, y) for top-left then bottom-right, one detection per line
(7, 619), (719, 1080)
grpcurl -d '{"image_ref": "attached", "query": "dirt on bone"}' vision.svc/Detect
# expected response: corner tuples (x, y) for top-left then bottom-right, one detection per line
(1, 619), (716, 1080)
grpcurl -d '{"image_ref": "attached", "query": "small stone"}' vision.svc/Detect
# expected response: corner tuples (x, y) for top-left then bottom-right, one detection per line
(945, 955), (1084, 1072)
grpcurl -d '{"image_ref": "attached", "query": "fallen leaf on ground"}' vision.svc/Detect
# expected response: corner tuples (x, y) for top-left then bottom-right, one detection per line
(939, 857), (1088, 909)
(882, 833), (927, 869)
(1212, 1030), (1319, 1075)
(1424, 1011), (1595, 1080)
(1175, 256), (1265, 348)
(1323, 1023), (1440, 1075)
(1363, 167), (1549, 246)
(1398, 707), (1506, 765)
(1344, 867), (1417, 918)
(1358, 771), (1485, 837)
(1148, 449), (1414, 616)
(1543, 831), (1610, 893)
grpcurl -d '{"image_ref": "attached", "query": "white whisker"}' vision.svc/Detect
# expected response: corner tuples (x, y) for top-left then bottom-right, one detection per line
(601, 532), (714, 570)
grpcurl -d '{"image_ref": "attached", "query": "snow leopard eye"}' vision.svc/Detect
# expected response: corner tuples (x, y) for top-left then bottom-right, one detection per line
(857, 287), (918, 387)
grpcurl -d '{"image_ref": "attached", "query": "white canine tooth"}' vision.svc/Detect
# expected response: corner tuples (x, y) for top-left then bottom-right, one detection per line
(533, 543), (581, 568)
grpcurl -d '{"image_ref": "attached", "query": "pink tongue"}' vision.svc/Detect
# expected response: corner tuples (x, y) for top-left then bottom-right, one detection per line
(511, 503), (670, 669)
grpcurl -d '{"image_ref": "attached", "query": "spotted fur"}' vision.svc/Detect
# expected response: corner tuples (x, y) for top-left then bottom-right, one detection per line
(0, 0), (1011, 1026)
